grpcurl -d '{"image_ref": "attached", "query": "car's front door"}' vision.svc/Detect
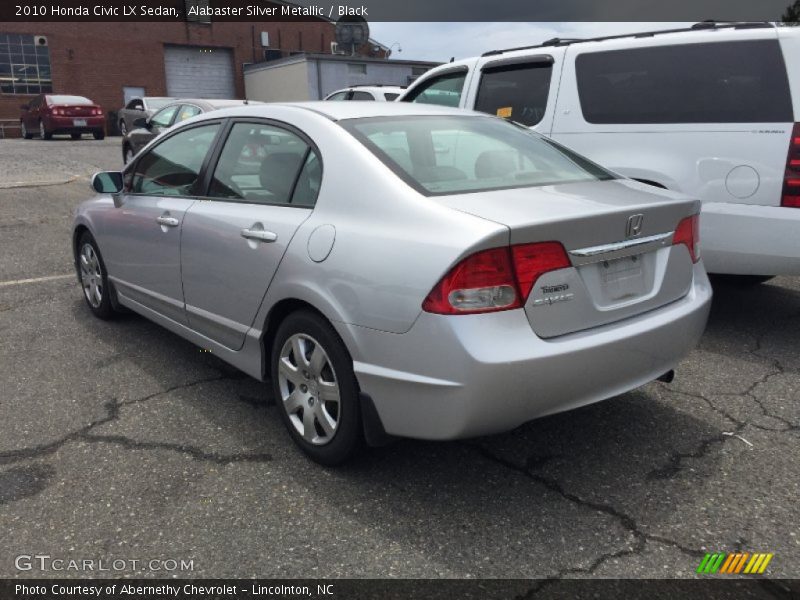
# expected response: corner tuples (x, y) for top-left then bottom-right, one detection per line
(103, 122), (223, 324)
(180, 120), (322, 350)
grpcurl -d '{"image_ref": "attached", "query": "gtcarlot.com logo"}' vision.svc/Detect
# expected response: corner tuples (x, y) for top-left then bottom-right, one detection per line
(15, 554), (195, 573)
(697, 552), (774, 575)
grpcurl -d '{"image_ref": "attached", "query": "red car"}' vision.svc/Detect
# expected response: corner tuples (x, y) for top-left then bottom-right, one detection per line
(20, 94), (105, 140)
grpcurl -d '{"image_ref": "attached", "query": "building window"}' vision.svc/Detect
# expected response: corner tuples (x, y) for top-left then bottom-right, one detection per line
(185, 0), (211, 24)
(263, 49), (283, 62)
(347, 63), (367, 75)
(0, 33), (52, 95)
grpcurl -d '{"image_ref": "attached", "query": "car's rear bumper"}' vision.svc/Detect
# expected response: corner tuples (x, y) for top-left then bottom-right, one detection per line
(701, 202), (800, 275)
(45, 116), (104, 133)
(340, 262), (711, 440)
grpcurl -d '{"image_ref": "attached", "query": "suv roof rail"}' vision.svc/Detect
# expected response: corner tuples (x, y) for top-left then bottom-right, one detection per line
(479, 21), (775, 57)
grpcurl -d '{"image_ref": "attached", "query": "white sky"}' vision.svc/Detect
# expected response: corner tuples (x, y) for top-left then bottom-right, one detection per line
(369, 22), (694, 62)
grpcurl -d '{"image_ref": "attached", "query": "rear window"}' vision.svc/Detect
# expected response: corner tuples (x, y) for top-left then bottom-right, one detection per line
(47, 95), (92, 105)
(341, 115), (614, 196)
(475, 60), (553, 127)
(576, 40), (793, 124)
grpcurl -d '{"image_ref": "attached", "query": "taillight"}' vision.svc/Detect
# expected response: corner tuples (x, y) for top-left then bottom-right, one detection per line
(782, 123), (800, 208)
(422, 242), (570, 315)
(52, 108), (62, 115)
(92, 107), (102, 116)
(673, 214), (700, 263)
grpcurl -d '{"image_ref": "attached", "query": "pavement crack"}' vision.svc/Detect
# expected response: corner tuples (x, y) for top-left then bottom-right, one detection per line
(0, 371), (262, 466)
(467, 442), (704, 587)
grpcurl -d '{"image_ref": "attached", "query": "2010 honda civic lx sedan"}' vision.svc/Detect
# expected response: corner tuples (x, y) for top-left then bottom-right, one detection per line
(73, 102), (712, 464)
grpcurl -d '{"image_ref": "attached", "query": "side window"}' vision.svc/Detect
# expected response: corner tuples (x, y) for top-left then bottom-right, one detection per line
(350, 91), (375, 101)
(403, 71), (467, 107)
(131, 124), (220, 196)
(150, 105), (178, 128)
(475, 61), (553, 127)
(127, 99), (142, 110)
(176, 104), (202, 122)
(575, 40), (793, 124)
(383, 92), (400, 101)
(326, 91), (349, 101)
(208, 122), (320, 206)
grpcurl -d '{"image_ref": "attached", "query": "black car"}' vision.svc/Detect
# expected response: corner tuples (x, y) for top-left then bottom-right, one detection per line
(121, 99), (256, 163)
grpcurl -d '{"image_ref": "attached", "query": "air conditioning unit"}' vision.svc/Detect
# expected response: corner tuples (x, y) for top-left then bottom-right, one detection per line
(330, 42), (345, 55)
(34, 35), (48, 47)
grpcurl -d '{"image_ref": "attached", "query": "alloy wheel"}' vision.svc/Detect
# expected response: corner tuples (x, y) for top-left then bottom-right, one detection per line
(119, 121), (127, 136)
(277, 334), (341, 445)
(79, 243), (103, 308)
(39, 121), (45, 139)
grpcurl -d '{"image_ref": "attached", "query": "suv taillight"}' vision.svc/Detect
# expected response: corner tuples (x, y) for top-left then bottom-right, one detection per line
(673, 214), (700, 263)
(422, 242), (570, 315)
(782, 123), (800, 208)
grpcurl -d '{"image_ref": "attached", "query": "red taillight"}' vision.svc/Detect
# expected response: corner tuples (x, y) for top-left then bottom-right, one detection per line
(673, 214), (700, 263)
(422, 242), (570, 315)
(782, 123), (800, 208)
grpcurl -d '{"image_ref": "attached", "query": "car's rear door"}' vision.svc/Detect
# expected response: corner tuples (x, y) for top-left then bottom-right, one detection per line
(101, 121), (223, 324)
(180, 119), (322, 350)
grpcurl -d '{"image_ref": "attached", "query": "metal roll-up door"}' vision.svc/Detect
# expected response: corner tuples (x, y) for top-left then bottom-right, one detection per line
(164, 45), (236, 99)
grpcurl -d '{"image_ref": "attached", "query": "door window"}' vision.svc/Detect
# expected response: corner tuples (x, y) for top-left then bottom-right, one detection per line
(350, 91), (375, 101)
(131, 124), (220, 196)
(403, 70), (467, 107)
(176, 104), (203, 123)
(207, 122), (321, 206)
(326, 91), (349, 101)
(150, 105), (178, 128)
(475, 61), (553, 127)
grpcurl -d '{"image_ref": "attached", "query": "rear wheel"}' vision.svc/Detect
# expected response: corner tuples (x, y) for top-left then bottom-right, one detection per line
(39, 120), (52, 140)
(71, 133), (81, 140)
(77, 232), (115, 320)
(21, 121), (33, 139)
(93, 130), (105, 140)
(271, 310), (362, 465)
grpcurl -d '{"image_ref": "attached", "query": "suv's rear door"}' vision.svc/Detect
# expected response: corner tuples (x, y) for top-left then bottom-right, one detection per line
(468, 47), (566, 135)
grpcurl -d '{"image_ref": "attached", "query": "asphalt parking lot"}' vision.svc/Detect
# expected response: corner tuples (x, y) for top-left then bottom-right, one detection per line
(0, 138), (798, 582)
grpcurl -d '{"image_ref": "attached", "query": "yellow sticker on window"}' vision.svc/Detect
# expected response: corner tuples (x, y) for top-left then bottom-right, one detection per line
(496, 106), (513, 118)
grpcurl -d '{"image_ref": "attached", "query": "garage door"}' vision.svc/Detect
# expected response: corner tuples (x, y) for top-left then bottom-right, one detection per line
(164, 45), (236, 99)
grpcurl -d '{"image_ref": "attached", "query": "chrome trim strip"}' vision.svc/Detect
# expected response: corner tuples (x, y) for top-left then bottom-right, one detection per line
(569, 232), (673, 265)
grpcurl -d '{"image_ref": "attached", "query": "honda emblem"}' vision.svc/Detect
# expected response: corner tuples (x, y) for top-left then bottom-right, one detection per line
(626, 214), (644, 238)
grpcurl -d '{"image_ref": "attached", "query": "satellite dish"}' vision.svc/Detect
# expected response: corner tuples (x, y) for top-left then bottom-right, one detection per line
(334, 16), (370, 54)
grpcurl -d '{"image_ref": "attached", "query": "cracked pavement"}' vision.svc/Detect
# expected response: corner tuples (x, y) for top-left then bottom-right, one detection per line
(0, 140), (798, 581)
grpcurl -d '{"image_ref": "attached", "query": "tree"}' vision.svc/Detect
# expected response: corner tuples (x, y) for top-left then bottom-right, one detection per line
(783, 0), (800, 24)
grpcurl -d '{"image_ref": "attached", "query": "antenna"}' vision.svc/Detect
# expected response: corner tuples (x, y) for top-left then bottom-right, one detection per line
(334, 16), (370, 56)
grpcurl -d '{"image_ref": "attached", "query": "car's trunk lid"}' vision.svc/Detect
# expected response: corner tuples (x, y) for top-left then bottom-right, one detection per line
(437, 179), (700, 338)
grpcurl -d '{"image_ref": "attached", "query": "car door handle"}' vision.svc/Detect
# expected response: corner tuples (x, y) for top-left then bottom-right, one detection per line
(156, 216), (180, 227)
(241, 228), (278, 242)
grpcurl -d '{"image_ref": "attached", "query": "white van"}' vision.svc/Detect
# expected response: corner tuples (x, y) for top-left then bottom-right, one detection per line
(399, 22), (800, 279)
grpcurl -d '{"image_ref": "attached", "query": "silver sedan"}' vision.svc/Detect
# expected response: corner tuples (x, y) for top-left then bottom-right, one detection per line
(73, 102), (712, 464)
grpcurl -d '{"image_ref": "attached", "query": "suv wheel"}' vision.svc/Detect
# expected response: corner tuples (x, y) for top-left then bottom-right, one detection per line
(271, 310), (362, 465)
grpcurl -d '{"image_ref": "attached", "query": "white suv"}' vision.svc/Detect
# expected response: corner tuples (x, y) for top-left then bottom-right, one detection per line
(324, 85), (405, 102)
(400, 22), (800, 279)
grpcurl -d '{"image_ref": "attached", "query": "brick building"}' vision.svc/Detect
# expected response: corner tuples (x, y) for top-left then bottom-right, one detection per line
(0, 18), (386, 137)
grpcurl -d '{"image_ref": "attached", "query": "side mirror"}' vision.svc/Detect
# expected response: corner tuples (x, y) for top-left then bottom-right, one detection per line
(133, 117), (150, 129)
(91, 171), (124, 195)
(20, 104), (29, 111)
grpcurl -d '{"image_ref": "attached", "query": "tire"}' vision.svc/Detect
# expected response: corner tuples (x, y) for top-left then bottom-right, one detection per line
(710, 274), (774, 287)
(271, 310), (362, 465)
(93, 130), (105, 140)
(39, 120), (52, 140)
(21, 121), (33, 139)
(118, 120), (127, 136)
(77, 231), (116, 320)
(122, 144), (133, 164)
(71, 133), (81, 140)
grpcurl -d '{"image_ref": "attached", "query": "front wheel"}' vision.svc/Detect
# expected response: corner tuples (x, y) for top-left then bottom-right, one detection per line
(77, 232), (115, 320)
(122, 144), (133, 164)
(119, 120), (127, 136)
(271, 310), (362, 465)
